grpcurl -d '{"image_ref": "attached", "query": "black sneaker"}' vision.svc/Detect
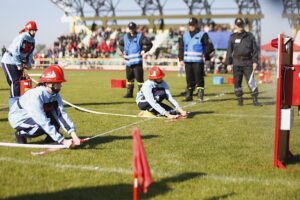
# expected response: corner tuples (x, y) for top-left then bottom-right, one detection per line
(252, 97), (262, 106)
(253, 101), (262, 106)
(15, 131), (27, 144)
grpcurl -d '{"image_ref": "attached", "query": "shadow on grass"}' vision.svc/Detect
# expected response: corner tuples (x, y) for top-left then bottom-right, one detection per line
(0, 107), (9, 112)
(213, 90), (267, 96)
(4, 172), (205, 200)
(174, 89), (267, 97)
(0, 88), (9, 91)
(0, 118), (8, 122)
(64, 101), (133, 108)
(208, 98), (236, 102)
(173, 91), (226, 97)
(287, 154), (300, 166)
(208, 96), (274, 103)
(79, 135), (159, 149)
(188, 111), (214, 118)
(204, 192), (236, 200)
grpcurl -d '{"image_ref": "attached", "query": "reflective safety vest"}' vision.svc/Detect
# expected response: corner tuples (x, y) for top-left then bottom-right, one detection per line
(124, 32), (142, 67)
(183, 31), (204, 63)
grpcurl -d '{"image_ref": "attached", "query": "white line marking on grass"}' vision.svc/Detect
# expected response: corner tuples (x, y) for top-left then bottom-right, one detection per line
(1, 156), (299, 187)
(0, 156), (132, 175)
(88, 118), (153, 140)
(204, 174), (300, 188)
(203, 113), (274, 119)
(0, 119), (153, 147)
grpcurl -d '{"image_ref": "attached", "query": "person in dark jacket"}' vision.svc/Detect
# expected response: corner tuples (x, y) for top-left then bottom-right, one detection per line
(119, 22), (153, 98)
(178, 17), (214, 102)
(225, 18), (262, 106)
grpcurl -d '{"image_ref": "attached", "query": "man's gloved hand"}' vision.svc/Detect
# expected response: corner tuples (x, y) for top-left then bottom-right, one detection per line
(180, 61), (185, 67)
(62, 139), (73, 148)
(177, 108), (188, 117)
(180, 110), (188, 117)
(168, 114), (180, 119)
(17, 64), (31, 71)
(71, 132), (81, 146)
(22, 73), (30, 79)
(17, 65), (23, 70)
(252, 63), (258, 71)
(165, 112), (179, 119)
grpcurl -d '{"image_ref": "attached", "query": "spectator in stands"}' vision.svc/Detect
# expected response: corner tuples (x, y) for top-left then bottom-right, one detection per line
(178, 17), (214, 102)
(119, 22), (153, 98)
(1, 21), (37, 109)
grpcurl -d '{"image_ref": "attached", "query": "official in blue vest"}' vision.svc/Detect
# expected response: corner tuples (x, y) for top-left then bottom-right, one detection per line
(178, 17), (214, 102)
(1, 21), (37, 109)
(119, 22), (153, 98)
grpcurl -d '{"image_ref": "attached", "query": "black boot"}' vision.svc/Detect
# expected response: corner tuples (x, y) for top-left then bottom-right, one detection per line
(43, 135), (56, 144)
(137, 83), (143, 91)
(252, 96), (262, 106)
(15, 131), (27, 144)
(237, 97), (243, 106)
(197, 88), (204, 102)
(235, 88), (243, 106)
(123, 84), (134, 98)
(183, 88), (193, 102)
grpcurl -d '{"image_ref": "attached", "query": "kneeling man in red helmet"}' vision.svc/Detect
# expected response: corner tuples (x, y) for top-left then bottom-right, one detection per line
(8, 65), (80, 148)
(136, 66), (188, 119)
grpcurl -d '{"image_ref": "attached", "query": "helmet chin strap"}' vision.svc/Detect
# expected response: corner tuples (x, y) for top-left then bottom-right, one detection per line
(47, 83), (60, 94)
(28, 31), (35, 38)
(51, 86), (60, 94)
(154, 79), (162, 84)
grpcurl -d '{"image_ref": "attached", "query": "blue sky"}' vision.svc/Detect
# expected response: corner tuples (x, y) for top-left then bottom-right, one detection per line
(0, 0), (291, 48)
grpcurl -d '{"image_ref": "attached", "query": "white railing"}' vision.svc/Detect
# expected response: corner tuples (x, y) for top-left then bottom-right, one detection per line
(33, 57), (180, 71)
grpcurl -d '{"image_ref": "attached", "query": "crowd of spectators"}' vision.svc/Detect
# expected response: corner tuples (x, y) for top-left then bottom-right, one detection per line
(36, 21), (231, 60)
(34, 21), (275, 73)
(38, 25), (123, 59)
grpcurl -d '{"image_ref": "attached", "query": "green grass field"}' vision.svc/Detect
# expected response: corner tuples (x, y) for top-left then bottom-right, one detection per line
(0, 69), (300, 200)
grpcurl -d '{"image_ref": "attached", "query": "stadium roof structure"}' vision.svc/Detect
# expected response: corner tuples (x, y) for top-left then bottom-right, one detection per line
(50, 0), (264, 46)
(282, 0), (300, 31)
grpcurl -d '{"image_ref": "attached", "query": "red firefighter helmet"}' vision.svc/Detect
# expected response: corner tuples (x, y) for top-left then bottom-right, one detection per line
(20, 21), (38, 33)
(148, 66), (165, 80)
(38, 65), (66, 83)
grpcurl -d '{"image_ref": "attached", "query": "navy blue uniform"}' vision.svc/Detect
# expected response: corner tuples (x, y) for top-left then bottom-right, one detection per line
(225, 30), (259, 98)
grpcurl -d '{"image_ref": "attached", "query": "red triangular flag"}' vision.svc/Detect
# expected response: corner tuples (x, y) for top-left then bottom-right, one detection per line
(132, 128), (153, 193)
